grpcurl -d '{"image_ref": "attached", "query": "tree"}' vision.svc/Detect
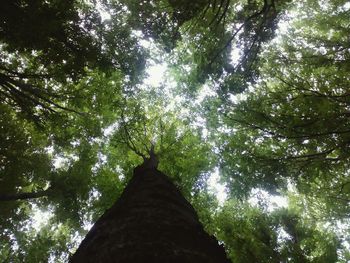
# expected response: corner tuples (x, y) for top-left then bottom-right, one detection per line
(70, 149), (230, 262)
(1, 0), (350, 262)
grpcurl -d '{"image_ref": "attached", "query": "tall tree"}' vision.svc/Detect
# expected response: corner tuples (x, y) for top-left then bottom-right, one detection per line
(70, 149), (230, 262)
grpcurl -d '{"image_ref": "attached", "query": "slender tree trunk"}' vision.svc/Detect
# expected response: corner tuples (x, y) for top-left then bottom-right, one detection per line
(0, 189), (52, 201)
(70, 160), (230, 262)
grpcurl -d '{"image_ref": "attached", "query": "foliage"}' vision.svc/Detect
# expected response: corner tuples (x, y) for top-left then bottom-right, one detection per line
(213, 200), (340, 262)
(0, 0), (146, 123)
(1, 0), (350, 262)
(219, 0), (350, 219)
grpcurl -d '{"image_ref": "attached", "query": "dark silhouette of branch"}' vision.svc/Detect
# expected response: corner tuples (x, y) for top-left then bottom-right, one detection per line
(0, 188), (53, 201)
(0, 64), (50, 79)
(0, 72), (85, 116)
(216, 0), (231, 26)
(119, 107), (147, 159)
(230, 117), (350, 139)
(209, 0), (230, 26)
(281, 147), (337, 161)
(208, 0), (273, 68)
(329, 195), (350, 203)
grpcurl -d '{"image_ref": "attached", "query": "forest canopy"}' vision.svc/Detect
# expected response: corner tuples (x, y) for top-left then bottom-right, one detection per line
(0, 0), (349, 262)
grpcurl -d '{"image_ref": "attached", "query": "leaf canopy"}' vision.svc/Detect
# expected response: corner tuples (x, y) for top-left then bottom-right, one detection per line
(1, 0), (349, 262)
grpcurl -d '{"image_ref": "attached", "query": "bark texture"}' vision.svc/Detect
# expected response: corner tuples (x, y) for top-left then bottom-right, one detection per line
(70, 160), (230, 263)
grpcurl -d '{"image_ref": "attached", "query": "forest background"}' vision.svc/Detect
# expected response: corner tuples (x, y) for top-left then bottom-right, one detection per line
(0, 0), (349, 262)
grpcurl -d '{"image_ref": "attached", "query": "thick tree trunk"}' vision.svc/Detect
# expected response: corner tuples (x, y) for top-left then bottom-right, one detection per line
(70, 161), (230, 262)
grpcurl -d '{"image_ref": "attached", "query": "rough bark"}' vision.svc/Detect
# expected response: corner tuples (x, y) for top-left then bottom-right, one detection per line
(70, 160), (230, 263)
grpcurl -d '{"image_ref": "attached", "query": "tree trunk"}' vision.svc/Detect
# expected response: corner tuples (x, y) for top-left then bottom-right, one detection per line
(70, 160), (230, 262)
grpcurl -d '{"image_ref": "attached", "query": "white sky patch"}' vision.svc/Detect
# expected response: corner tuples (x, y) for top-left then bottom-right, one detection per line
(277, 227), (292, 243)
(53, 155), (78, 169)
(103, 121), (119, 137)
(96, 1), (111, 21)
(144, 63), (167, 86)
(342, 2), (350, 11)
(229, 93), (247, 104)
(164, 94), (184, 113)
(32, 204), (53, 230)
(207, 168), (227, 204)
(277, 19), (291, 35)
(249, 188), (288, 212)
(230, 45), (241, 66)
(268, 195), (288, 211)
(234, 4), (243, 12)
(45, 145), (54, 154)
(195, 83), (216, 104)
(53, 156), (66, 168)
(139, 38), (152, 49)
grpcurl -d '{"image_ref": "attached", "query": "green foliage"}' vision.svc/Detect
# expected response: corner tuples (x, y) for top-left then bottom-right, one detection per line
(0, 0), (147, 124)
(219, 0), (350, 220)
(107, 98), (216, 196)
(1, 0), (350, 262)
(4, 219), (80, 262)
(0, 104), (52, 231)
(213, 201), (340, 263)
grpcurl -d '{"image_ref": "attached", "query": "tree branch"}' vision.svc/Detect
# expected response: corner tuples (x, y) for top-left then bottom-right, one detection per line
(0, 188), (53, 202)
(208, 0), (272, 67)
